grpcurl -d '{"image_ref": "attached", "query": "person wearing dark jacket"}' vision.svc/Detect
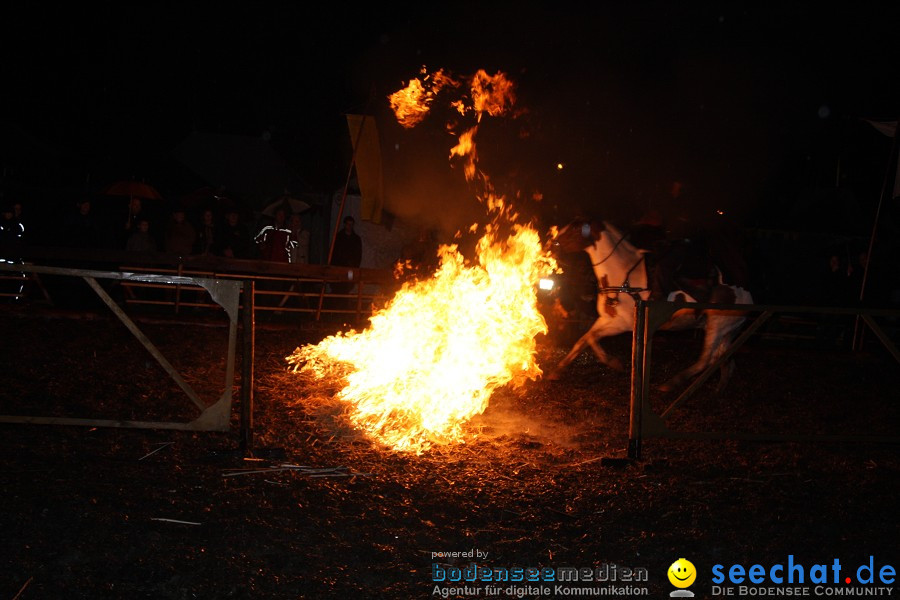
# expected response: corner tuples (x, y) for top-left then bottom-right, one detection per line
(329, 216), (363, 300)
(330, 216), (362, 268)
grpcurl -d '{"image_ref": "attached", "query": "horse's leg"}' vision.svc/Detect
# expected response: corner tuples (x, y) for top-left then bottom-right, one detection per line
(716, 359), (736, 394)
(658, 314), (730, 392)
(547, 329), (595, 381)
(548, 320), (627, 380)
(710, 313), (746, 393)
(586, 336), (624, 372)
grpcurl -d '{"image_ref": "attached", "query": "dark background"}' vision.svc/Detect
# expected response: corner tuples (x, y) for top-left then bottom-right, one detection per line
(2, 3), (899, 255)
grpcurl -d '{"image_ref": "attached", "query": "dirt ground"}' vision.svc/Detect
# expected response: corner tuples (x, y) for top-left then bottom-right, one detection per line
(0, 305), (898, 599)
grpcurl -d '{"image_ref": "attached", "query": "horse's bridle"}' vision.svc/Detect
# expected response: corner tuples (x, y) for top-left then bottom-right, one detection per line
(590, 228), (628, 267)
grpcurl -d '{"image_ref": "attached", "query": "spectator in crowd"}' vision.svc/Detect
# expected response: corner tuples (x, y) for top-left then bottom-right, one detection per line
(124, 197), (148, 238)
(330, 215), (362, 269)
(329, 215), (362, 298)
(818, 252), (855, 346)
(193, 208), (217, 256)
(821, 253), (853, 305)
(288, 212), (310, 264)
(125, 218), (157, 253)
(0, 202), (26, 300)
(256, 207), (291, 262)
(10, 201), (27, 246)
(1, 202), (25, 251)
(218, 208), (252, 259)
(63, 199), (104, 249)
(164, 206), (196, 255)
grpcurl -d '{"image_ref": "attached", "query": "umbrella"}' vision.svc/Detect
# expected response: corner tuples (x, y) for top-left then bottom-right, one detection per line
(103, 180), (164, 201)
(261, 195), (310, 218)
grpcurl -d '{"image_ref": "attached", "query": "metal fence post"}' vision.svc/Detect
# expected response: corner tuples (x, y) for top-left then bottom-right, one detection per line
(628, 300), (647, 460)
(240, 279), (255, 455)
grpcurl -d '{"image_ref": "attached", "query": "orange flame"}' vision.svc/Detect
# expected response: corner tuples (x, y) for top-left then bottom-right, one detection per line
(450, 127), (478, 182)
(388, 67), (460, 129)
(289, 67), (555, 453)
(470, 69), (516, 121)
(388, 67), (517, 129)
(287, 217), (556, 453)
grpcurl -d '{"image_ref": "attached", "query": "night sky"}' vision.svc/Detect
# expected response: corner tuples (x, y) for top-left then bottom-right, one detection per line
(3, 3), (899, 235)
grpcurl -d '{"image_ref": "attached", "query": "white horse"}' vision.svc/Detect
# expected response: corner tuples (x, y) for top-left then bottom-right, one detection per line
(547, 219), (753, 392)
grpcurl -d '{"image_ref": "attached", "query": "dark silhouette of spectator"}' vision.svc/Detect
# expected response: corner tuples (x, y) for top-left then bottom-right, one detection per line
(218, 208), (252, 259)
(329, 215), (363, 300)
(125, 218), (157, 253)
(63, 199), (104, 249)
(193, 208), (217, 256)
(818, 253), (855, 346)
(11, 201), (27, 247)
(123, 197), (149, 242)
(821, 254), (853, 305)
(331, 215), (362, 269)
(164, 206), (196, 256)
(52, 199), (107, 309)
(0, 202), (25, 249)
(0, 202), (26, 301)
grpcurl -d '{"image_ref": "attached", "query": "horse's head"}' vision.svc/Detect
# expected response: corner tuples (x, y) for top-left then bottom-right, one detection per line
(548, 219), (605, 256)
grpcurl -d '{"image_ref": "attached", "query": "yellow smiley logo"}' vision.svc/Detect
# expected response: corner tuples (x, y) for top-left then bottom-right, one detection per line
(668, 558), (696, 588)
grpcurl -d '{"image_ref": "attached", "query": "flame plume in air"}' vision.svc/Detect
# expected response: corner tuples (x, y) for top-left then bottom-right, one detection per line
(388, 67), (516, 129)
(388, 67), (460, 129)
(288, 67), (556, 453)
(470, 69), (517, 121)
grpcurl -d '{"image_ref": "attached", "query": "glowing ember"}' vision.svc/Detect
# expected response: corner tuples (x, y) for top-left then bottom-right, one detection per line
(288, 66), (557, 453)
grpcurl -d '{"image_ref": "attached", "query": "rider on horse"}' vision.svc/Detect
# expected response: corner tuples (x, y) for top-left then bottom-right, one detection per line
(628, 210), (744, 304)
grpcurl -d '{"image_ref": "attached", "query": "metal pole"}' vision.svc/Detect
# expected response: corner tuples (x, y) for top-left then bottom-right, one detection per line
(240, 279), (255, 455)
(328, 85), (378, 265)
(853, 118), (900, 350)
(628, 300), (646, 460)
(328, 108), (374, 265)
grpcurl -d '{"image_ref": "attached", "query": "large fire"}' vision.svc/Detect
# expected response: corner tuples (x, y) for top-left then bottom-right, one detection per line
(288, 67), (556, 453)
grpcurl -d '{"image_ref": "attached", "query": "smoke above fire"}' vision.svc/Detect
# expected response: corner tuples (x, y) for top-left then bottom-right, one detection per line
(287, 67), (557, 453)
